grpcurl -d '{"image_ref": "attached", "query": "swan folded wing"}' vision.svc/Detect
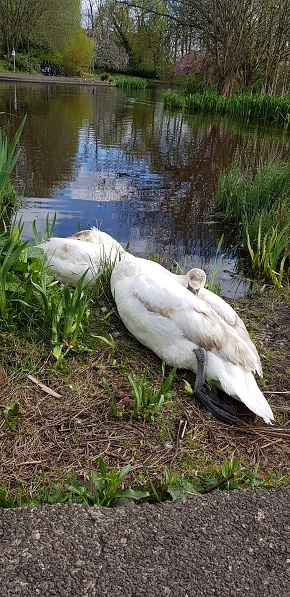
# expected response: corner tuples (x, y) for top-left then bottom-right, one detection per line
(129, 274), (261, 375)
(174, 303), (261, 374)
(196, 287), (262, 375)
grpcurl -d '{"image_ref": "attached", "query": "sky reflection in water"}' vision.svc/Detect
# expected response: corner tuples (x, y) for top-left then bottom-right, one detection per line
(1, 82), (288, 298)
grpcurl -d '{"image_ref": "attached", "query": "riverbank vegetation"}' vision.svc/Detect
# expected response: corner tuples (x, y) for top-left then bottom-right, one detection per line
(164, 91), (290, 127)
(0, 1), (289, 98)
(214, 158), (290, 288)
(0, 214), (290, 507)
(0, 118), (26, 219)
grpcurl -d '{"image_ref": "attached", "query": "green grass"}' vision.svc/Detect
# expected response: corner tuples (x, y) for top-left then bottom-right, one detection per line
(0, 116), (26, 217)
(112, 74), (148, 89)
(0, 454), (274, 508)
(214, 157), (290, 286)
(164, 91), (290, 126)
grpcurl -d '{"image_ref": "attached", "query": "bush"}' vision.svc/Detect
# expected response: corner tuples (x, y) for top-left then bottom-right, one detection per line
(100, 72), (112, 81)
(49, 62), (81, 77)
(4, 53), (41, 74)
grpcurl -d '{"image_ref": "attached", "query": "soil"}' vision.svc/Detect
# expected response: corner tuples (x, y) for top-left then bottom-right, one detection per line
(0, 285), (289, 495)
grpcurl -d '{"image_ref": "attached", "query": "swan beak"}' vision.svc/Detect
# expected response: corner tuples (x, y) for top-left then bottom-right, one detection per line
(187, 283), (198, 295)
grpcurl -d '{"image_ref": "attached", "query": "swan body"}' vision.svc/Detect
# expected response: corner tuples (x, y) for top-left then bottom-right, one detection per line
(38, 229), (127, 285)
(111, 256), (274, 424)
(178, 268), (262, 376)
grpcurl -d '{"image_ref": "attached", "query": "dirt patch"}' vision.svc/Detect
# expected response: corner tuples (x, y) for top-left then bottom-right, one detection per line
(0, 287), (289, 493)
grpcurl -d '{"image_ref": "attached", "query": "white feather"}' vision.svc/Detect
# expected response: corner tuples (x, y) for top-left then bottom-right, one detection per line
(37, 229), (127, 285)
(111, 256), (274, 424)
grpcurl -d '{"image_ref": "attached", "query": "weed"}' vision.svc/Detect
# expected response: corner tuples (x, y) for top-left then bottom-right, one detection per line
(32, 212), (56, 244)
(93, 333), (116, 356)
(2, 402), (21, 431)
(128, 363), (177, 421)
(102, 378), (119, 418)
(207, 234), (224, 294)
(214, 157), (290, 286)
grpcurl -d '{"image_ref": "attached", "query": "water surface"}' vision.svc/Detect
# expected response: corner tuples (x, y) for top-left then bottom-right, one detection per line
(0, 81), (289, 296)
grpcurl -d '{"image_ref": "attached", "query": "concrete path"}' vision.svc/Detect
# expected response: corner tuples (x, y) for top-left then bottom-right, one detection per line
(0, 72), (112, 86)
(0, 486), (289, 596)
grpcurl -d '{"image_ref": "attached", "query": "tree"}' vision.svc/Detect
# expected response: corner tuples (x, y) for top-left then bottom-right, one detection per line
(91, 0), (172, 77)
(61, 28), (95, 72)
(0, 0), (81, 55)
(114, 0), (290, 94)
(0, 0), (46, 53)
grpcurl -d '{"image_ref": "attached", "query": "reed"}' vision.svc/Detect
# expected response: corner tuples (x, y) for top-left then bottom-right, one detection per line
(163, 91), (185, 109)
(214, 158), (290, 285)
(0, 116), (26, 216)
(164, 91), (290, 126)
(112, 75), (148, 89)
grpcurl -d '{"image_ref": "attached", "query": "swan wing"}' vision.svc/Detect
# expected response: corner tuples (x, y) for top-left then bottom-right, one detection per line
(197, 287), (262, 376)
(112, 268), (261, 374)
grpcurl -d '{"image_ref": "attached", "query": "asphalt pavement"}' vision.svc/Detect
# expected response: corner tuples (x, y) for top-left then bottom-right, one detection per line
(0, 486), (289, 596)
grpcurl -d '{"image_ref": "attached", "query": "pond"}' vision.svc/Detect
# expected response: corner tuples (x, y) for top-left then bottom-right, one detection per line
(0, 80), (289, 297)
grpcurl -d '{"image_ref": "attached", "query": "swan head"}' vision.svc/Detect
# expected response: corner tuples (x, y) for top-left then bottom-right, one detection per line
(185, 268), (207, 295)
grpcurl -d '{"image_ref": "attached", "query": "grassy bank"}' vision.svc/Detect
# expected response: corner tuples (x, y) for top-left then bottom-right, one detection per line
(0, 220), (290, 508)
(164, 91), (290, 127)
(95, 72), (148, 89)
(214, 158), (290, 288)
(0, 119), (289, 508)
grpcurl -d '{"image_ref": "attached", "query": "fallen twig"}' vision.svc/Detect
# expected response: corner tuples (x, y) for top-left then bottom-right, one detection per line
(27, 375), (62, 398)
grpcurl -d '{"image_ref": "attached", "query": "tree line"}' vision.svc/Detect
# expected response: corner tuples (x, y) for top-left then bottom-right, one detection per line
(0, 0), (289, 95)
(0, 0), (93, 75)
(84, 0), (290, 95)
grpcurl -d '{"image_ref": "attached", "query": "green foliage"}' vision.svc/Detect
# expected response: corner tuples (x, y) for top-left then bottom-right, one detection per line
(206, 234), (224, 295)
(0, 221), (100, 366)
(112, 74), (148, 89)
(164, 91), (290, 125)
(94, 334), (115, 355)
(0, 223), (30, 317)
(152, 456), (270, 501)
(61, 28), (95, 72)
(3, 402), (21, 431)
(99, 71), (112, 81)
(164, 91), (185, 110)
(214, 158), (290, 285)
(0, 116), (26, 217)
(246, 221), (290, 289)
(128, 363), (177, 421)
(4, 53), (41, 74)
(102, 378), (119, 418)
(0, 455), (271, 508)
(0, 459), (149, 508)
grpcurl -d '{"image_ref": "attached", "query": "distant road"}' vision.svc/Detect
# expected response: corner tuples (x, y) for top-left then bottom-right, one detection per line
(0, 71), (113, 86)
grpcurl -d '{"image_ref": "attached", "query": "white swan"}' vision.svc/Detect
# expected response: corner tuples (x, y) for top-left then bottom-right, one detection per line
(178, 268), (263, 376)
(110, 255), (274, 425)
(37, 229), (127, 285)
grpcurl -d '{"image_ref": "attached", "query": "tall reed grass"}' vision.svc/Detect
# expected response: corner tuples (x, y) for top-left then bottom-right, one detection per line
(0, 116), (26, 216)
(214, 158), (290, 287)
(164, 91), (290, 126)
(112, 75), (148, 89)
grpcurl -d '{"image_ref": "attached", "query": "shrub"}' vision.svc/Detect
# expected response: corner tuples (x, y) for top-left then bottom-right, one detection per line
(4, 53), (41, 74)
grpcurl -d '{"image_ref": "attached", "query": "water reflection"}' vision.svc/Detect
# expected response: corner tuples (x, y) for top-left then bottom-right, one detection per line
(0, 81), (289, 297)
